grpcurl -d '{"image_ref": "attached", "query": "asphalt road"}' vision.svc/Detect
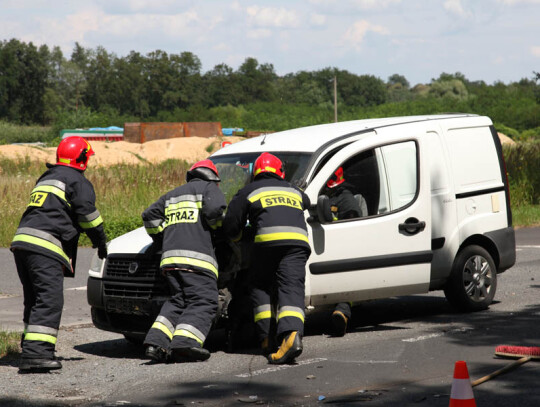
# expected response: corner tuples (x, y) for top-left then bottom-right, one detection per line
(0, 228), (539, 406)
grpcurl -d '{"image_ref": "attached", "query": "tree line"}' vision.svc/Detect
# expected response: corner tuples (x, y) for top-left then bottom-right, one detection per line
(0, 38), (539, 138)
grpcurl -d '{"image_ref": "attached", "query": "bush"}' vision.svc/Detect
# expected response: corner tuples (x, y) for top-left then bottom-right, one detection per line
(503, 141), (540, 205)
(0, 121), (54, 145)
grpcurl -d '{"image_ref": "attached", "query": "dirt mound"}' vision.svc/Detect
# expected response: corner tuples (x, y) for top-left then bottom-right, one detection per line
(0, 137), (245, 167)
(498, 132), (515, 145)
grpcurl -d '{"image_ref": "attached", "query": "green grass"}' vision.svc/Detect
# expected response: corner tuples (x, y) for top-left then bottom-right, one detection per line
(512, 204), (540, 228)
(0, 121), (55, 145)
(0, 331), (21, 358)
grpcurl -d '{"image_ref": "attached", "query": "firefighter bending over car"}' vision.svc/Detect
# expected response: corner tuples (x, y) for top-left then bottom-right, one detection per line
(223, 152), (311, 364)
(11, 136), (108, 372)
(142, 160), (226, 363)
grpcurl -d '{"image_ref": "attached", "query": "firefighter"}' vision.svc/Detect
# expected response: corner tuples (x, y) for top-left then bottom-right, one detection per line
(142, 159), (226, 363)
(324, 166), (366, 336)
(11, 136), (107, 372)
(223, 152), (311, 364)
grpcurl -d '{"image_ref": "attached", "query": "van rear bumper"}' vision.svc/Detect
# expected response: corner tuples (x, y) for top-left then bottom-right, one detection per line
(485, 226), (516, 273)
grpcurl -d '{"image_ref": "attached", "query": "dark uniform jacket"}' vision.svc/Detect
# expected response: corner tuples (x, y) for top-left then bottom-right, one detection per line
(142, 178), (226, 279)
(11, 164), (106, 272)
(223, 173), (311, 251)
(328, 185), (363, 220)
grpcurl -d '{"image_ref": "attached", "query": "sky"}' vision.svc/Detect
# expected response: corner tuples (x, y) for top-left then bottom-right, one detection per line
(1, 0), (539, 86)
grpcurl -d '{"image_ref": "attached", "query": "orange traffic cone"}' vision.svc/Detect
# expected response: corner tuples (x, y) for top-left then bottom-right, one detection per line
(449, 361), (477, 407)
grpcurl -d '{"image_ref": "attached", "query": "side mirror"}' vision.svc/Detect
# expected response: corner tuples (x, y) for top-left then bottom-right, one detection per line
(316, 195), (333, 224)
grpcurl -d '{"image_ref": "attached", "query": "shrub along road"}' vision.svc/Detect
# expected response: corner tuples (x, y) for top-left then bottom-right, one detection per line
(0, 228), (539, 406)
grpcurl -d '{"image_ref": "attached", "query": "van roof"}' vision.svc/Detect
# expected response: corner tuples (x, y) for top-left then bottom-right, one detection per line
(212, 113), (484, 156)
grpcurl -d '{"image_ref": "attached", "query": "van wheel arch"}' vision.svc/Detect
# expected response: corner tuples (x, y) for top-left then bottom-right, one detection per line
(444, 244), (497, 312)
(459, 235), (500, 270)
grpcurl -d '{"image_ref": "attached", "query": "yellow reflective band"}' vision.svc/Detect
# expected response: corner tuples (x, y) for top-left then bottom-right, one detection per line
(58, 158), (70, 164)
(277, 310), (305, 323)
(151, 321), (173, 340)
(165, 201), (202, 212)
(174, 329), (203, 345)
(248, 189), (301, 204)
(145, 226), (162, 235)
(12, 234), (69, 263)
(254, 310), (272, 323)
(31, 185), (69, 206)
(160, 257), (218, 278)
(255, 232), (309, 244)
(254, 166), (277, 177)
(79, 215), (104, 229)
(24, 332), (57, 345)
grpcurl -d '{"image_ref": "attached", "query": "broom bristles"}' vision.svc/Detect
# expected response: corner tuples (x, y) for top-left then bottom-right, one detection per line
(495, 345), (540, 360)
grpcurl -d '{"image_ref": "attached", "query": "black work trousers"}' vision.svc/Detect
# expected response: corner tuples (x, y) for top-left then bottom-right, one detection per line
(249, 245), (310, 342)
(13, 250), (64, 359)
(144, 269), (218, 350)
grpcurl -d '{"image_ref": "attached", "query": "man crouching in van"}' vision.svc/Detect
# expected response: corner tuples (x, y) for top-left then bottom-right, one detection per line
(142, 160), (226, 363)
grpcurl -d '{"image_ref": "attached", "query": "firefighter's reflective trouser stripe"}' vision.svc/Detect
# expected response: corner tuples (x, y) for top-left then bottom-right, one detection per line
(250, 245), (309, 342)
(13, 250), (64, 359)
(334, 302), (353, 319)
(144, 269), (218, 350)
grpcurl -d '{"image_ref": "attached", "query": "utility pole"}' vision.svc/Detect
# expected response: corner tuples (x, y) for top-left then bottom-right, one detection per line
(333, 76), (338, 123)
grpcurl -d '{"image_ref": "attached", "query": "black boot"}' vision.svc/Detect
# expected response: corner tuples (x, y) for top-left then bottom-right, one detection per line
(331, 310), (348, 337)
(170, 347), (210, 363)
(19, 357), (62, 372)
(145, 345), (168, 363)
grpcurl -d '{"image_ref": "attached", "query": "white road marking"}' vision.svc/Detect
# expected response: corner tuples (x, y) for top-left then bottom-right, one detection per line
(402, 332), (444, 342)
(235, 358), (327, 378)
(66, 286), (87, 291)
(402, 327), (473, 343)
(517, 245), (540, 249)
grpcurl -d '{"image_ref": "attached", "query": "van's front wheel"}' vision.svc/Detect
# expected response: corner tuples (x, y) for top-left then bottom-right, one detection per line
(444, 245), (497, 312)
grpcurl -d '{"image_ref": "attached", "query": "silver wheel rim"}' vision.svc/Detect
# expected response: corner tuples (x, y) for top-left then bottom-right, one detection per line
(463, 255), (493, 302)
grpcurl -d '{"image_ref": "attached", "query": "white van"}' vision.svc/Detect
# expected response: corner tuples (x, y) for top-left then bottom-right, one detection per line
(87, 114), (516, 342)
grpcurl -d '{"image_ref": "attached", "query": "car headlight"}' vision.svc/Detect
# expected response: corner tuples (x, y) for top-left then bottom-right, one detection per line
(88, 251), (105, 278)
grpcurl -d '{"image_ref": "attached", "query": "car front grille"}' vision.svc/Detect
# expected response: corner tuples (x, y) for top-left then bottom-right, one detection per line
(102, 254), (169, 300)
(105, 255), (160, 280)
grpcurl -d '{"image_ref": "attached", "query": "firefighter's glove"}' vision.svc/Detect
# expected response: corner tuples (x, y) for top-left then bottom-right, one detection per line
(97, 243), (108, 259)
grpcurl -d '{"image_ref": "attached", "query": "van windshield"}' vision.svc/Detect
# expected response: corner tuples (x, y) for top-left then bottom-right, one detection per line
(211, 153), (312, 203)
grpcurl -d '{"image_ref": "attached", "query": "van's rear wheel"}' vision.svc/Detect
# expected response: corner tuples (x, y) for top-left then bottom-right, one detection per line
(444, 245), (497, 312)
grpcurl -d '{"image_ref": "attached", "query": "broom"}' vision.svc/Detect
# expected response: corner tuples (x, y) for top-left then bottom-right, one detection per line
(471, 345), (540, 387)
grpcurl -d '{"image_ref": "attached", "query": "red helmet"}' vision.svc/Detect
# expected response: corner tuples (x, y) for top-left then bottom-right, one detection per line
(327, 167), (345, 188)
(253, 152), (284, 179)
(56, 136), (95, 171)
(186, 159), (220, 182)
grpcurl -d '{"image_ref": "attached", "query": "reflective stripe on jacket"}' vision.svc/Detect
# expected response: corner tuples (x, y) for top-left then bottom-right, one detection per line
(10, 164), (106, 268)
(223, 174), (311, 250)
(142, 178), (226, 278)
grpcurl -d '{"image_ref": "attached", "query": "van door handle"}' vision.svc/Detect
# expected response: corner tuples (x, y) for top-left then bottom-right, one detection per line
(399, 218), (426, 235)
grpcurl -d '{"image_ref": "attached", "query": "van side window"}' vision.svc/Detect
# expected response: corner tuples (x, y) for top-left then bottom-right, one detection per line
(320, 141), (417, 220)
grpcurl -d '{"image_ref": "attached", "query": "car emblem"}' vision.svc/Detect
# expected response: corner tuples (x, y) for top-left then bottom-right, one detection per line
(128, 262), (139, 274)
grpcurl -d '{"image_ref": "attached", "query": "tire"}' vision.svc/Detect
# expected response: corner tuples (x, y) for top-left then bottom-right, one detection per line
(444, 245), (497, 312)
